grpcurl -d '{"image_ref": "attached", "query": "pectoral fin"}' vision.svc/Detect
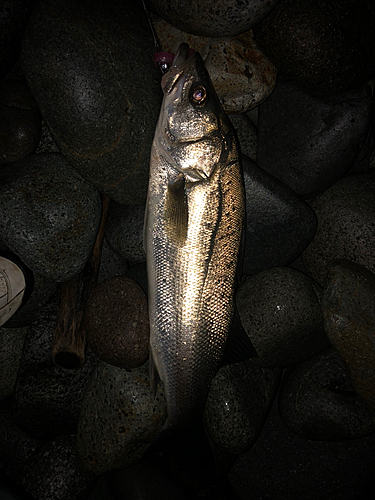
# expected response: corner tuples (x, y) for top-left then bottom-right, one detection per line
(164, 173), (188, 245)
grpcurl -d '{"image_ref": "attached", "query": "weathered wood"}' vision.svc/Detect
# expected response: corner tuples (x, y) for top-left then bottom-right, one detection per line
(53, 195), (110, 369)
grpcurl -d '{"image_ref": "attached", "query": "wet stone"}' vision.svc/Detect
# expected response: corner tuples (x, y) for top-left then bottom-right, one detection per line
(279, 348), (375, 441)
(21, 0), (161, 205)
(13, 298), (98, 440)
(105, 203), (146, 264)
(148, 0), (283, 37)
(0, 74), (42, 166)
(204, 359), (282, 456)
(301, 171), (375, 285)
(84, 276), (149, 369)
(152, 16), (277, 113)
(236, 267), (329, 367)
(77, 360), (166, 475)
(253, 0), (375, 94)
(257, 80), (373, 198)
(322, 260), (375, 413)
(242, 156), (317, 275)
(0, 326), (28, 401)
(20, 434), (96, 500)
(0, 153), (102, 282)
(228, 114), (257, 161)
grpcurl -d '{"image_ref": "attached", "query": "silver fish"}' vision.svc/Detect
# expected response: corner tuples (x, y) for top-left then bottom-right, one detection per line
(145, 43), (245, 429)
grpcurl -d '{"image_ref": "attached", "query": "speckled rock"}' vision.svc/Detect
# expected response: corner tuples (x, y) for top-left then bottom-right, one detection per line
(84, 276), (149, 369)
(301, 171), (375, 285)
(257, 80), (373, 198)
(35, 120), (59, 154)
(242, 156), (317, 275)
(0, 74), (41, 165)
(105, 203), (146, 264)
(21, 0), (161, 205)
(0, 153), (102, 282)
(228, 114), (257, 161)
(229, 398), (375, 500)
(20, 434), (96, 500)
(0, 326), (28, 400)
(322, 260), (375, 413)
(13, 298), (97, 440)
(236, 267), (329, 367)
(97, 239), (129, 284)
(77, 360), (166, 475)
(204, 359), (282, 455)
(279, 348), (375, 441)
(152, 16), (277, 113)
(253, 0), (375, 94)
(148, 0), (283, 37)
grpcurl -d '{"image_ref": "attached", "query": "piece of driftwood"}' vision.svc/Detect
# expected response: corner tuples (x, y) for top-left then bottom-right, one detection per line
(53, 195), (110, 369)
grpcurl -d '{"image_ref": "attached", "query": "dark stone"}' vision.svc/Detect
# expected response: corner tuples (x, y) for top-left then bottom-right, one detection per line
(35, 119), (59, 154)
(77, 360), (166, 475)
(229, 398), (375, 500)
(0, 74), (41, 165)
(257, 80), (373, 198)
(84, 276), (149, 369)
(97, 239), (129, 284)
(279, 348), (375, 440)
(228, 114), (257, 161)
(0, 326), (28, 400)
(21, 0), (161, 205)
(0, 153), (102, 282)
(242, 155), (317, 274)
(301, 171), (375, 285)
(20, 434), (96, 500)
(253, 0), (375, 94)
(105, 203), (146, 264)
(147, 0), (283, 37)
(322, 260), (375, 413)
(13, 298), (98, 440)
(236, 267), (329, 367)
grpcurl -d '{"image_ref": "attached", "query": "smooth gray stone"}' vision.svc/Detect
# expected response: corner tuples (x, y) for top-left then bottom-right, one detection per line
(147, 0), (283, 37)
(204, 359), (282, 455)
(20, 434), (96, 500)
(228, 114), (257, 161)
(257, 80), (373, 198)
(301, 171), (375, 285)
(0, 326), (28, 400)
(236, 267), (329, 367)
(279, 348), (375, 441)
(77, 360), (166, 475)
(242, 155), (317, 275)
(21, 0), (161, 205)
(13, 298), (98, 440)
(322, 260), (375, 413)
(229, 398), (375, 500)
(105, 203), (146, 264)
(0, 153), (102, 282)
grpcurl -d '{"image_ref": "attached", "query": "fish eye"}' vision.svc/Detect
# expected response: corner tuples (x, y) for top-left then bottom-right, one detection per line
(190, 84), (208, 106)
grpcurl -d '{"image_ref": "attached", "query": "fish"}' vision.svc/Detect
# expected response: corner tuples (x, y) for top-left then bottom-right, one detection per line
(144, 43), (253, 430)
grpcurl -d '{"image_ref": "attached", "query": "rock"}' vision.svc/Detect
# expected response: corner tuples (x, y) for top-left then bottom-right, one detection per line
(21, 0), (161, 205)
(228, 114), (257, 161)
(253, 0), (375, 94)
(322, 260), (375, 412)
(13, 298), (97, 440)
(105, 203), (146, 264)
(279, 348), (375, 440)
(153, 16), (277, 113)
(97, 239), (129, 284)
(0, 326), (28, 400)
(0, 153), (102, 282)
(88, 477), (115, 500)
(77, 360), (166, 475)
(148, 0), (283, 37)
(236, 267), (329, 367)
(204, 359), (282, 455)
(301, 171), (375, 285)
(20, 434), (96, 500)
(84, 276), (149, 369)
(0, 74), (42, 166)
(229, 398), (375, 500)
(256, 80), (373, 198)
(35, 120), (59, 154)
(242, 156), (317, 274)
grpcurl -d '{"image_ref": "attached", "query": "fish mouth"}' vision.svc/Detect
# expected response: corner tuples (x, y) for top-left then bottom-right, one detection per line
(161, 43), (196, 95)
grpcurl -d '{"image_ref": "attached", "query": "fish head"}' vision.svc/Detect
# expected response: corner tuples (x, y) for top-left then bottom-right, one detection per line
(155, 43), (232, 182)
